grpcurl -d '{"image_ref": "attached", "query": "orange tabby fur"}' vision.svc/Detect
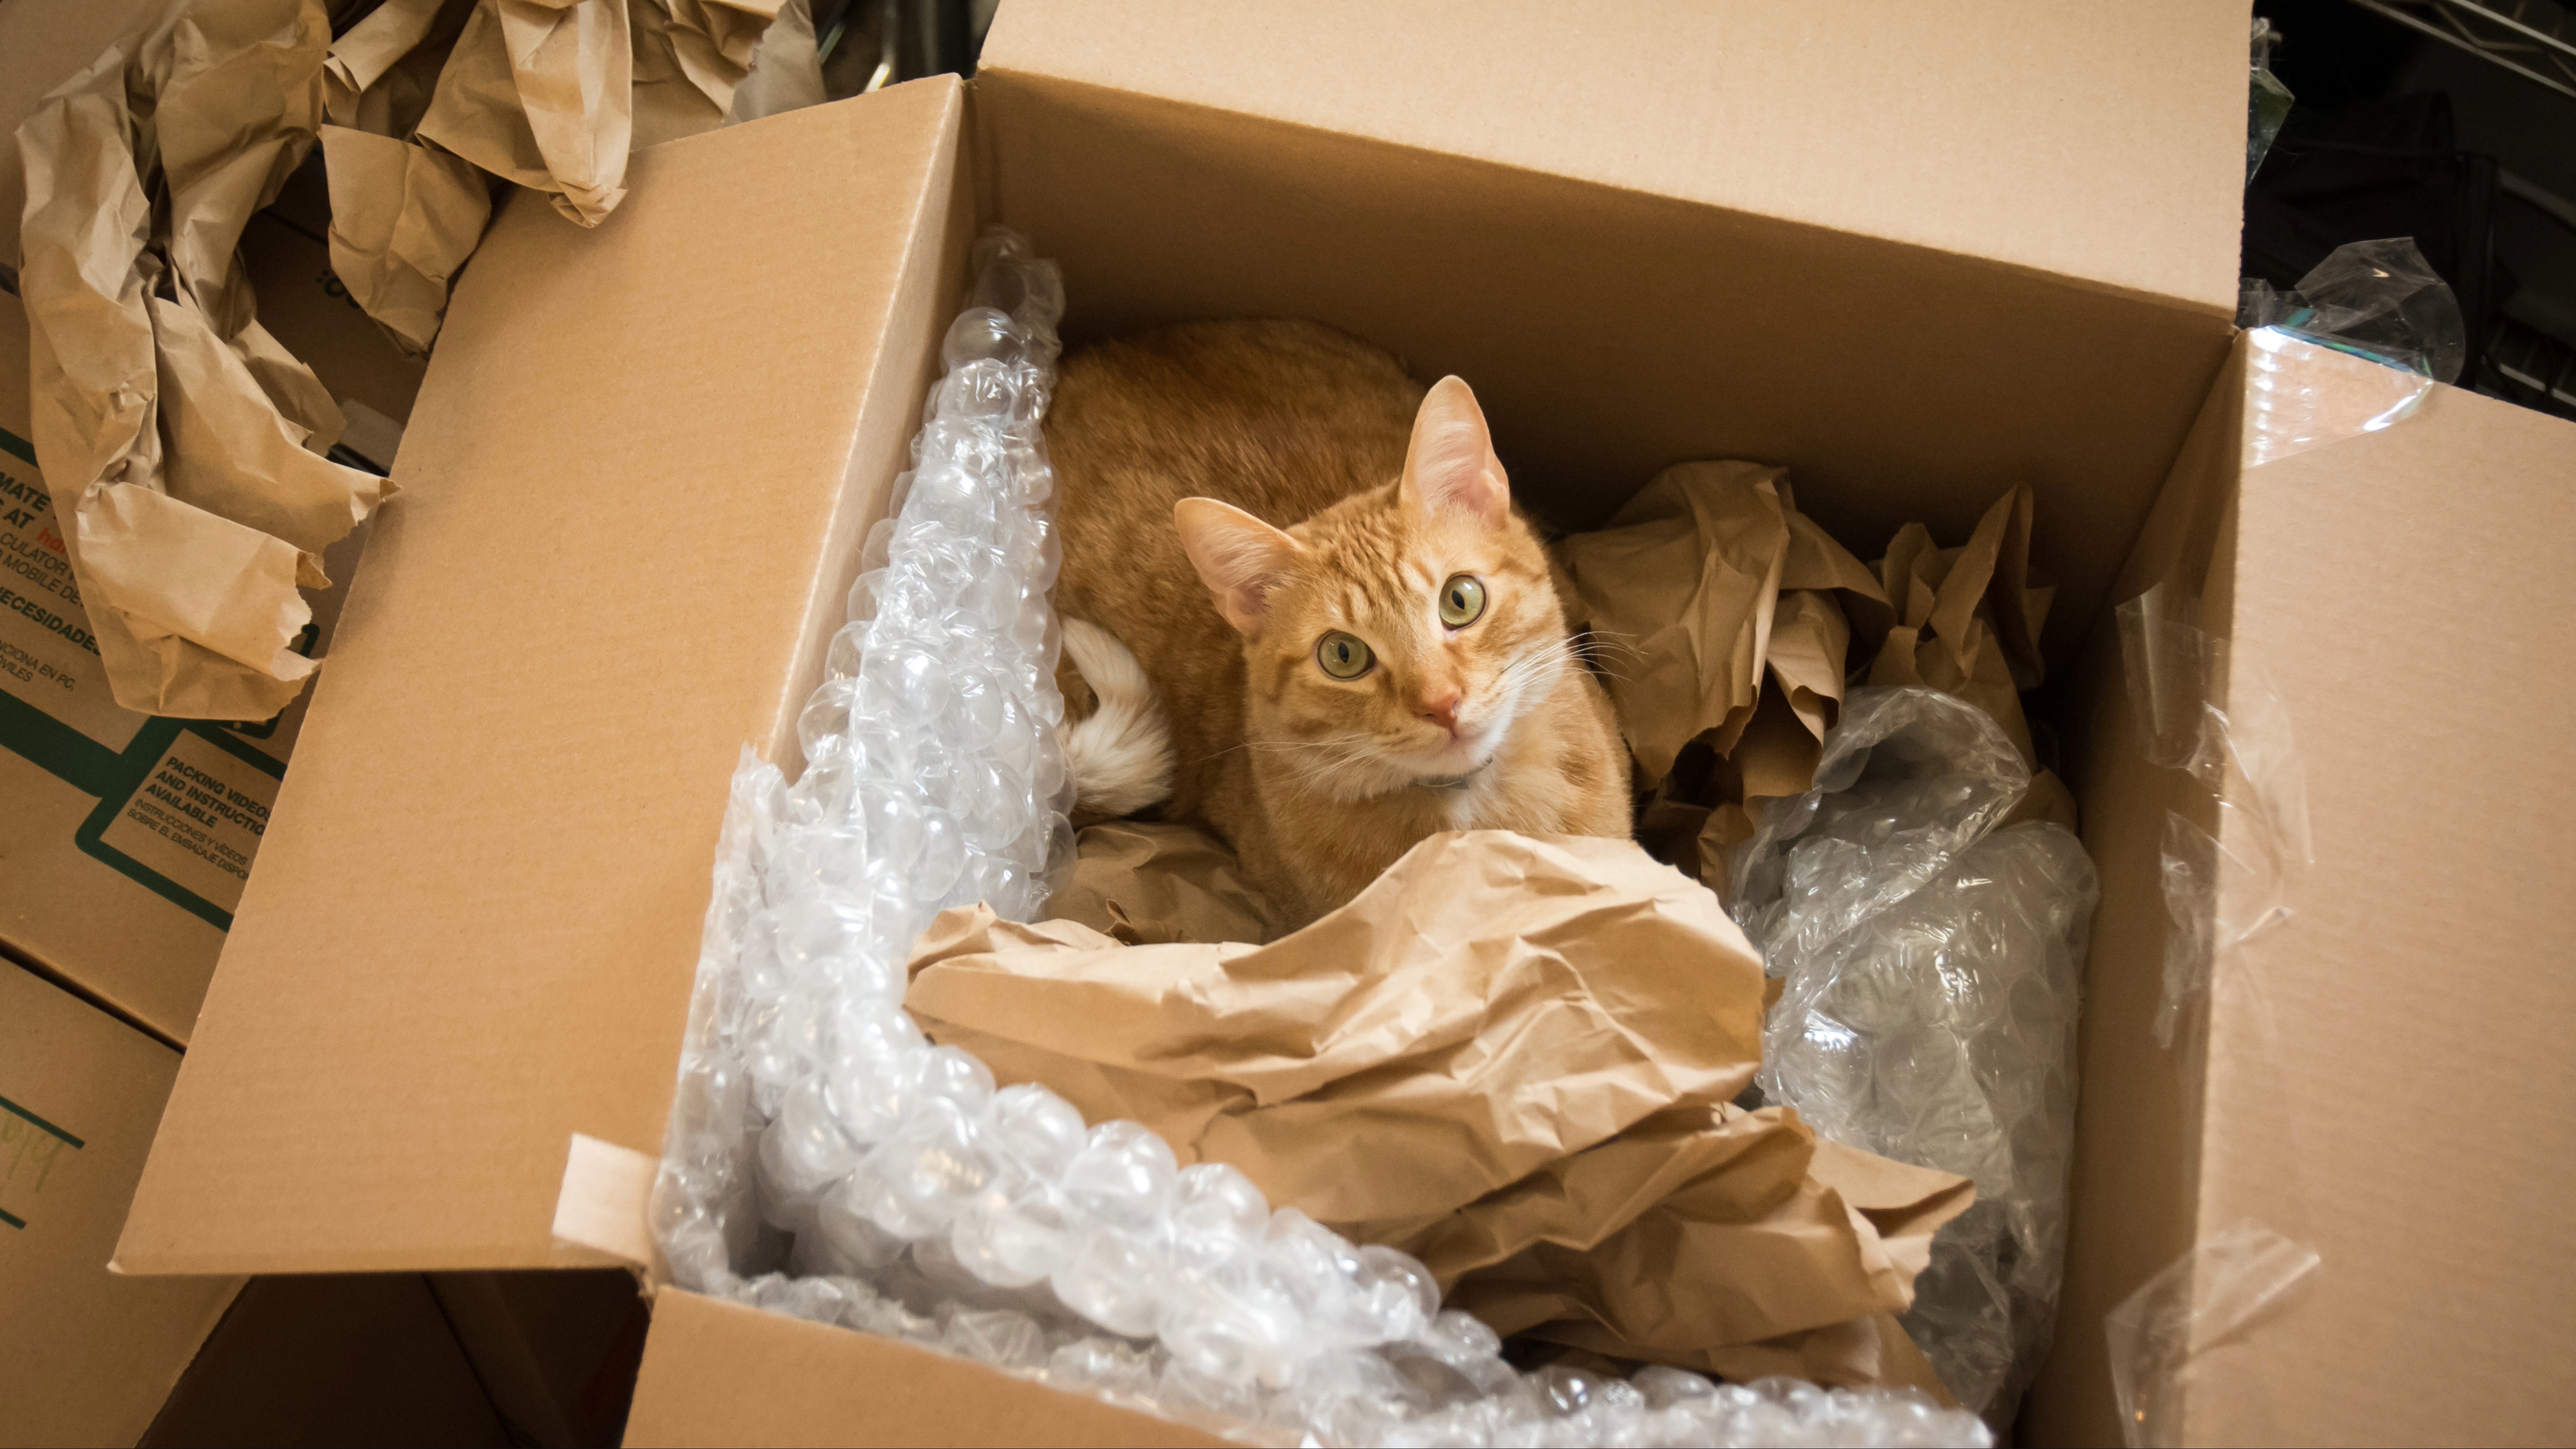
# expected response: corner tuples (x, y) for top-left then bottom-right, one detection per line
(1051, 320), (1630, 926)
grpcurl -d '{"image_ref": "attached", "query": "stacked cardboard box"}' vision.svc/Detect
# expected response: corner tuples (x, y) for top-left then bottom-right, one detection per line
(99, 3), (2576, 1445)
(0, 960), (238, 1446)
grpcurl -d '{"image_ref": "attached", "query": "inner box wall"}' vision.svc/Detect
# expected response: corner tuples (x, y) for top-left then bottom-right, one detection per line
(2023, 335), (2252, 1445)
(977, 70), (2237, 662)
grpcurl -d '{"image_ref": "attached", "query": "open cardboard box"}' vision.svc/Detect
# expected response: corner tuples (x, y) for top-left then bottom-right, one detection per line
(110, 4), (2576, 1444)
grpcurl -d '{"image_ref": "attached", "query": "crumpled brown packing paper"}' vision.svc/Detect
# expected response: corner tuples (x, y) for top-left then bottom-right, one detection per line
(417, 0), (634, 226)
(319, 125), (491, 356)
(634, 0), (808, 144)
(1563, 465), (2077, 894)
(1446, 1107), (1966, 1395)
(16, 0), (393, 719)
(1560, 462), (1885, 785)
(1561, 462), (1884, 893)
(314, 0), (489, 357)
(911, 830), (1971, 1391)
(18, 0), (825, 713)
(1559, 462), (1791, 783)
(721, 0), (823, 125)
(324, 0), (814, 355)
(324, 0), (471, 134)
(1048, 820), (1284, 946)
(1853, 483), (2055, 766)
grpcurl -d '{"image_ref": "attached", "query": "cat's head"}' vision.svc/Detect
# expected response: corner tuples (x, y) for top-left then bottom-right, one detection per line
(1174, 377), (1575, 799)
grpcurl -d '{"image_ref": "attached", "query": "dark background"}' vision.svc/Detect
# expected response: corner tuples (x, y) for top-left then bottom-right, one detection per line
(2243, 0), (2576, 417)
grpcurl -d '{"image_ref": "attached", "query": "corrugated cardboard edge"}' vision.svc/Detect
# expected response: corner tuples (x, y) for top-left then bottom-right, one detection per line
(623, 1287), (1228, 1448)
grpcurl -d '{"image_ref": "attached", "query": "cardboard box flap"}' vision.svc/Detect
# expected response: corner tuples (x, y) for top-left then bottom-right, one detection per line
(2188, 380), (2576, 1442)
(115, 79), (972, 1276)
(977, 0), (2248, 313)
(623, 1289), (1226, 1448)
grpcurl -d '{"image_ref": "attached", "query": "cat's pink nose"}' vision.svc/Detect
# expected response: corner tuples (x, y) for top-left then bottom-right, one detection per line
(1420, 689), (1463, 734)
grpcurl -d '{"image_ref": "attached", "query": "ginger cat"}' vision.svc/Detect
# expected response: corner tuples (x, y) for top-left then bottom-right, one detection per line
(1050, 320), (1630, 927)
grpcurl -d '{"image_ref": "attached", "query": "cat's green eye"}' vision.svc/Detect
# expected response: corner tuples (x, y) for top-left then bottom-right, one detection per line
(1316, 631), (1374, 679)
(1439, 574), (1487, 628)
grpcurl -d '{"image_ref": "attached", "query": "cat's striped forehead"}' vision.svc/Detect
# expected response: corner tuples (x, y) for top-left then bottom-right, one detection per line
(1293, 488), (1547, 629)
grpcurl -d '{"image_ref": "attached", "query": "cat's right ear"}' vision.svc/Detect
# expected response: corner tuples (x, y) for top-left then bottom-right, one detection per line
(1175, 498), (1302, 636)
(1399, 376), (1509, 529)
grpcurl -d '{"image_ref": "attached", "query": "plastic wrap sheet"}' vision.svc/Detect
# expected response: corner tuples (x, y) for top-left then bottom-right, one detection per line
(2245, 19), (2292, 184)
(2164, 239), (2442, 1038)
(2240, 237), (2465, 467)
(1729, 688), (2100, 1420)
(650, 231), (1994, 1448)
(2103, 1222), (2320, 1449)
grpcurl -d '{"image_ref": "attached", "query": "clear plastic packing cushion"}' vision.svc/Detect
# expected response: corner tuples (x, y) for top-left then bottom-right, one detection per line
(650, 230), (1994, 1448)
(2239, 237), (2466, 467)
(2103, 1221), (2321, 1449)
(2113, 583), (2314, 1050)
(1729, 688), (2101, 1422)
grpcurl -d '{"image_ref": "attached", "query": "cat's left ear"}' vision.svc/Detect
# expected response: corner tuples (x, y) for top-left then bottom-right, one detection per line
(1399, 376), (1509, 529)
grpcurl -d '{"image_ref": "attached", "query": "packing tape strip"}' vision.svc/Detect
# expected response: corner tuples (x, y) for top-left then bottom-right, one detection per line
(553, 1132), (666, 1277)
(2104, 1221), (2321, 1449)
(2116, 583), (2313, 1050)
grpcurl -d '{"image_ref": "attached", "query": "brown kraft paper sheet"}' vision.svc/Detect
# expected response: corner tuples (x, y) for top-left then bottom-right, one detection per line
(910, 830), (1970, 1394)
(1563, 466), (2072, 893)
(15, 0), (822, 720)
(15, 0), (392, 719)
(1048, 820), (1285, 946)
(1853, 483), (2054, 767)
(1559, 463), (1884, 892)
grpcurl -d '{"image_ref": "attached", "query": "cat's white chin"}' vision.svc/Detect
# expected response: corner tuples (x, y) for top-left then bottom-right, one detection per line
(1401, 727), (1504, 784)
(1297, 729), (1504, 802)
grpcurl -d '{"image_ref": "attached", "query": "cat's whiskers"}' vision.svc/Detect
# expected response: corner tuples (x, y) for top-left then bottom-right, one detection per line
(1490, 635), (1575, 719)
(1566, 630), (1643, 687)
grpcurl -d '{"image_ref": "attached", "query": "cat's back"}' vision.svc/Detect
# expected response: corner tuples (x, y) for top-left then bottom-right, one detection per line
(1049, 319), (1423, 533)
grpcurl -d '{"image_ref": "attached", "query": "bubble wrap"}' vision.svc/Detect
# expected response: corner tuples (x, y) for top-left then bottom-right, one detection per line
(651, 230), (1992, 1448)
(1731, 688), (2099, 1421)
